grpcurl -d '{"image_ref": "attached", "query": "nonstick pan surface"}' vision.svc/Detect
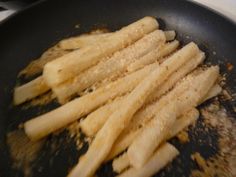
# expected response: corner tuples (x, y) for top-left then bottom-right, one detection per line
(0, 0), (236, 177)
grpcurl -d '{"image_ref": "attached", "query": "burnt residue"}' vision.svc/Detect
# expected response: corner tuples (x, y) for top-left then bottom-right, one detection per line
(153, 116), (219, 177)
(28, 131), (80, 177)
(97, 161), (117, 177)
(6, 130), (45, 177)
(6, 96), (60, 132)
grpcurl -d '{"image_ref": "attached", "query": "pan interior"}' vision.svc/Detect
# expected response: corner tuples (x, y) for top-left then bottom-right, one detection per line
(0, 0), (235, 177)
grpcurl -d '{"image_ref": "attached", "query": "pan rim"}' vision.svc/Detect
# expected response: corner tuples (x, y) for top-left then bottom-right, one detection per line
(0, 0), (235, 28)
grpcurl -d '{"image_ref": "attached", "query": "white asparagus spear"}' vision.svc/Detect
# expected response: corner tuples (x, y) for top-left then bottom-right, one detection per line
(111, 108), (198, 172)
(200, 83), (222, 103)
(15, 33), (110, 105)
(80, 51), (204, 137)
(112, 103), (179, 172)
(24, 63), (158, 141)
(113, 152), (130, 173)
(106, 108), (199, 161)
(123, 79), (218, 142)
(67, 42), (198, 177)
(13, 31), (178, 105)
(124, 95), (198, 170)
(53, 30), (166, 103)
(18, 30), (175, 79)
(164, 31), (176, 41)
(43, 16), (159, 87)
(106, 129), (142, 162)
(120, 70), (203, 138)
(59, 31), (175, 50)
(107, 82), (219, 160)
(117, 143), (179, 177)
(59, 33), (112, 50)
(168, 108), (199, 138)
(128, 103), (178, 168)
(113, 102), (177, 171)
(107, 71), (199, 161)
(80, 98), (121, 137)
(68, 63), (164, 177)
(14, 76), (49, 105)
(146, 52), (204, 102)
(128, 66), (219, 168)
(14, 30), (165, 105)
(107, 84), (219, 161)
(19, 44), (70, 78)
(15, 29), (175, 105)
(127, 40), (179, 72)
(79, 41), (180, 136)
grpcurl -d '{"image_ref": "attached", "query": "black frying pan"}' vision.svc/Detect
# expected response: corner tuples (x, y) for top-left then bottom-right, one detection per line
(0, 0), (236, 177)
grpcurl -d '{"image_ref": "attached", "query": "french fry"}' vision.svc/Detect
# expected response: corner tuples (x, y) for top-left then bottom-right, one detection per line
(68, 42), (198, 177)
(24, 63), (158, 141)
(43, 17), (159, 87)
(14, 76), (50, 105)
(164, 31), (176, 41)
(127, 66), (219, 168)
(59, 33), (112, 50)
(113, 153), (130, 173)
(127, 40), (179, 72)
(53, 30), (166, 103)
(81, 51), (204, 137)
(117, 143), (179, 177)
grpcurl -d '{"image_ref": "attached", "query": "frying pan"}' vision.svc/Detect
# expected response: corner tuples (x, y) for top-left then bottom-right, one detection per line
(0, 0), (236, 176)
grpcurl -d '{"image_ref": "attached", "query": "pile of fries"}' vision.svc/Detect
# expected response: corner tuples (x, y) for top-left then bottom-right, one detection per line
(14, 17), (221, 177)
